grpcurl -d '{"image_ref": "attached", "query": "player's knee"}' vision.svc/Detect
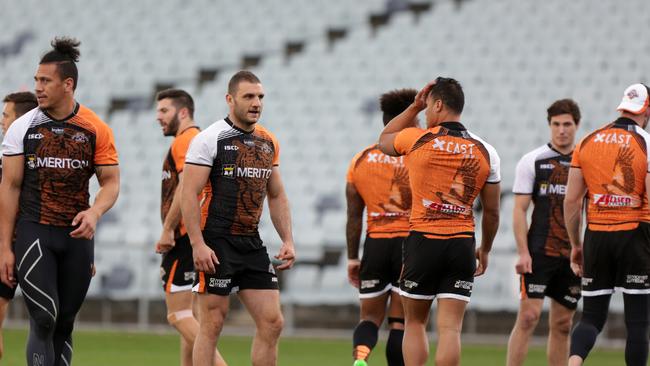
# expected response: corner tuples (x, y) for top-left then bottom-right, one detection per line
(518, 309), (541, 331)
(167, 309), (194, 328)
(435, 350), (459, 366)
(551, 316), (573, 336)
(54, 316), (75, 336)
(31, 311), (56, 333)
(262, 313), (284, 338)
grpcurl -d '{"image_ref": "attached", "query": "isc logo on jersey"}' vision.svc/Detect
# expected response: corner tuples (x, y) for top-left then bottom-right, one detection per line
(367, 152), (404, 165)
(539, 183), (566, 196)
(26, 154), (89, 170)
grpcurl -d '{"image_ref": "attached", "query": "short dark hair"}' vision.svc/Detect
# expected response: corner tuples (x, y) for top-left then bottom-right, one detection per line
(380, 88), (417, 125)
(547, 99), (581, 125)
(156, 89), (195, 119)
(3, 91), (38, 117)
(228, 70), (261, 95)
(39, 37), (81, 90)
(429, 77), (464, 114)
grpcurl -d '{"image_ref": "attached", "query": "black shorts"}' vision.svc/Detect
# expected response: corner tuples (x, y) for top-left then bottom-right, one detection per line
(193, 232), (278, 296)
(399, 232), (476, 302)
(359, 236), (405, 298)
(520, 253), (581, 309)
(582, 223), (650, 296)
(160, 234), (195, 293)
(0, 281), (15, 300)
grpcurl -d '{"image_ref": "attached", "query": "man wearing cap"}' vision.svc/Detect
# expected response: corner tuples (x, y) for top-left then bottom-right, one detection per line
(565, 83), (650, 366)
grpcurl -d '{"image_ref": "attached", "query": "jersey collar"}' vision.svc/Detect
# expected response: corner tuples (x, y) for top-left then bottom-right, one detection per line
(225, 116), (255, 134)
(547, 142), (573, 156)
(439, 121), (466, 130)
(41, 102), (79, 122)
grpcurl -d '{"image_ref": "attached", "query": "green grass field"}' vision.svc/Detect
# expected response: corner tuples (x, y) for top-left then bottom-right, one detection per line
(2, 328), (627, 365)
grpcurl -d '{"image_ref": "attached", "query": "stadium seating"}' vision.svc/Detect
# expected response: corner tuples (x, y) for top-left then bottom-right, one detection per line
(2, 0), (647, 312)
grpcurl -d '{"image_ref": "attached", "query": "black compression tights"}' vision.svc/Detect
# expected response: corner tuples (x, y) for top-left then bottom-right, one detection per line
(14, 221), (93, 366)
(570, 294), (650, 366)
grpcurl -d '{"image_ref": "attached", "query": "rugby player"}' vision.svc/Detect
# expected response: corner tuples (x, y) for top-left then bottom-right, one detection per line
(181, 71), (295, 366)
(0, 37), (120, 366)
(566, 83), (650, 366)
(0, 91), (37, 360)
(378, 77), (501, 366)
(155, 89), (226, 366)
(506, 99), (582, 366)
(347, 88), (417, 366)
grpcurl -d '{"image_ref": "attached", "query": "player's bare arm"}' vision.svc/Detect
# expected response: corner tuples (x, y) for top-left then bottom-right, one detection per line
(70, 165), (120, 239)
(0, 155), (23, 287)
(156, 172), (184, 253)
(266, 166), (295, 270)
(564, 167), (587, 277)
(345, 182), (365, 288)
(378, 80), (435, 156)
(513, 194), (533, 274)
(181, 163), (218, 274)
(475, 182), (500, 276)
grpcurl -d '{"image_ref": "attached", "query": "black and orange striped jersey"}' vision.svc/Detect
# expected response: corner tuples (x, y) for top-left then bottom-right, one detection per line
(161, 126), (210, 238)
(571, 117), (650, 231)
(513, 144), (572, 257)
(346, 144), (410, 237)
(393, 122), (500, 238)
(185, 117), (279, 237)
(2, 104), (118, 226)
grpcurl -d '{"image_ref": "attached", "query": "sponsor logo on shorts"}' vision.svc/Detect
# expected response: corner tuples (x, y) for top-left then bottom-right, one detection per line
(582, 277), (593, 286)
(272, 277), (278, 282)
(593, 194), (637, 207)
(361, 279), (381, 289)
(539, 183), (566, 196)
(569, 286), (581, 295)
(528, 284), (546, 294)
(209, 278), (231, 288)
(184, 272), (196, 281)
(422, 199), (468, 215)
(162, 170), (172, 180)
(28, 133), (44, 140)
(564, 295), (578, 304)
(626, 275), (649, 284)
(268, 264), (276, 274)
(454, 280), (473, 290)
(403, 280), (418, 289)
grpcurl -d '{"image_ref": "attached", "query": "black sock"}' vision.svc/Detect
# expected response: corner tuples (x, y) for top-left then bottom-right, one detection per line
(385, 328), (404, 366)
(353, 320), (379, 360)
(624, 294), (650, 366)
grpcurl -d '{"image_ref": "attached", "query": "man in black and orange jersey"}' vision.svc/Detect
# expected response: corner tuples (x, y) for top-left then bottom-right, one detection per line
(347, 88), (416, 366)
(0, 91), (37, 360)
(378, 77), (500, 366)
(0, 38), (119, 366)
(155, 89), (226, 366)
(566, 83), (650, 366)
(506, 99), (582, 366)
(181, 71), (295, 366)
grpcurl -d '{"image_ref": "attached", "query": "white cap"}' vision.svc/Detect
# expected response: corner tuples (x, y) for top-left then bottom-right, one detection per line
(617, 83), (649, 115)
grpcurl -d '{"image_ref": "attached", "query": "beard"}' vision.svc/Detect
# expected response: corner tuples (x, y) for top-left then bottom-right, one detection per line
(164, 113), (181, 136)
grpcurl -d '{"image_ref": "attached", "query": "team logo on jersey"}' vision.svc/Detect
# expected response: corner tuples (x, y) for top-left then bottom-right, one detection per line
(261, 142), (272, 154)
(72, 132), (88, 143)
(222, 164), (236, 178)
(593, 194), (637, 207)
(26, 154), (37, 169)
(51, 127), (65, 135)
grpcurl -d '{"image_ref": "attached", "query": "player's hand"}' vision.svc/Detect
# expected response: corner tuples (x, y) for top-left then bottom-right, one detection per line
(515, 252), (533, 274)
(570, 246), (583, 277)
(475, 248), (490, 276)
(413, 79), (437, 111)
(347, 259), (361, 288)
(91, 263), (97, 277)
(70, 208), (100, 239)
(193, 241), (219, 274)
(0, 249), (16, 288)
(155, 229), (175, 254)
(275, 241), (296, 270)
